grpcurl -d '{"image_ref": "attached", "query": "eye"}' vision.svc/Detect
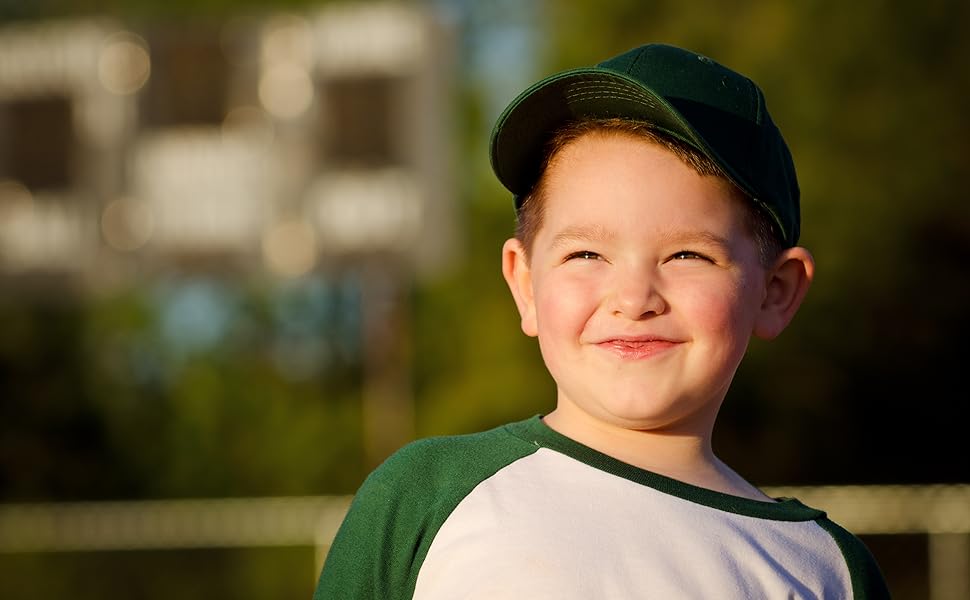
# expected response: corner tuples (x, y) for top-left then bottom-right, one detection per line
(670, 250), (712, 262)
(565, 250), (602, 261)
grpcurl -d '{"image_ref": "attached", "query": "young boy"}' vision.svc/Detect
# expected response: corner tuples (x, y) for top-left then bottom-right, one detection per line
(314, 43), (889, 599)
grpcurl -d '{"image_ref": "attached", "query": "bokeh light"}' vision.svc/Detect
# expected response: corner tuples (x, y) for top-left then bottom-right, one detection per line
(100, 198), (154, 252)
(97, 31), (150, 95)
(261, 218), (318, 278)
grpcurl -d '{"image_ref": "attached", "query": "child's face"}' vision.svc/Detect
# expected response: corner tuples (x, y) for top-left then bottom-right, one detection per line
(504, 133), (771, 436)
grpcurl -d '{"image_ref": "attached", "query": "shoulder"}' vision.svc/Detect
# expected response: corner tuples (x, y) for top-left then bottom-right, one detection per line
(366, 418), (541, 496)
(813, 516), (891, 599)
(313, 418), (542, 599)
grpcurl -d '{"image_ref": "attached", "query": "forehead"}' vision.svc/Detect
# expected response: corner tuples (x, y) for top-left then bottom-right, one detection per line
(538, 132), (749, 236)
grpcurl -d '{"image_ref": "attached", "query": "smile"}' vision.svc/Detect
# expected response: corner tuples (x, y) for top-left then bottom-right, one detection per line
(595, 338), (680, 360)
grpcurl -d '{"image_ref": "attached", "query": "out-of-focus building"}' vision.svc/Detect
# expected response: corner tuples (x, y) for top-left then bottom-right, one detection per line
(0, 19), (144, 280)
(0, 3), (455, 287)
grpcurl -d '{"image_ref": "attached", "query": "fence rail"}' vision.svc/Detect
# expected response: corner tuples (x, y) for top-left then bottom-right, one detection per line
(1, 485), (968, 599)
(0, 495), (352, 553)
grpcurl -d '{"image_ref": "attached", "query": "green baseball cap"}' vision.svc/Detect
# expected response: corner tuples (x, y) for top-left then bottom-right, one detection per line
(489, 43), (800, 246)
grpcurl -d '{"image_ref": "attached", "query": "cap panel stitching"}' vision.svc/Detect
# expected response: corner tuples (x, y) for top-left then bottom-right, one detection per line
(562, 81), (658, 104)
(625, 45), (648, 75)
(563, 90), (658, 104)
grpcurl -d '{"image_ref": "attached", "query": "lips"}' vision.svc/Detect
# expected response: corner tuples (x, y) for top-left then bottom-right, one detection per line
(594, 337), (680, 359)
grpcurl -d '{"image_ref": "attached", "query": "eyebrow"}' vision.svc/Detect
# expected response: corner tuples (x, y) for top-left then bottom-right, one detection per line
(549, 225), (616, 249)
(657, 230), (732, 249)
(548, 226), (731, 250)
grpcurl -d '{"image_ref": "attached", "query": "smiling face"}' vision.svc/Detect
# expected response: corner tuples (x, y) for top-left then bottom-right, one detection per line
(504, 131), (773, 439)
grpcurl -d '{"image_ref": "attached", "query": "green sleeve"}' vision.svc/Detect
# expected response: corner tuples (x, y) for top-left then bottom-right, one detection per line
(312, 424), (537, 600)
(312, 456), (420, 600)
(815, 518), (892, 599)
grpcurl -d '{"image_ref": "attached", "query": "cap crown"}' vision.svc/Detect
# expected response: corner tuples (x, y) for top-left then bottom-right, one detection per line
(490, 43), (800, 246)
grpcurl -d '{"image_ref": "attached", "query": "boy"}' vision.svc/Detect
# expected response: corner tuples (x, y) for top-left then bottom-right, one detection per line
(314, 43), (889, 599)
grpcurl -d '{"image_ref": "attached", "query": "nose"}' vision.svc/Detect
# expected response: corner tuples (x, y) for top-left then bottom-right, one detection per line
(610, 267), (667, 319)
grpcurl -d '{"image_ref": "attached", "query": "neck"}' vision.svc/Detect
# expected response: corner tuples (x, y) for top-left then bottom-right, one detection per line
(542, 405), (772, 502)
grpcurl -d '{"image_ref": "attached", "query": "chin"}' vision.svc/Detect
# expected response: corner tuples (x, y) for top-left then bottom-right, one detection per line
(597, 391), (715, 433)
(604, 412), (688, 432)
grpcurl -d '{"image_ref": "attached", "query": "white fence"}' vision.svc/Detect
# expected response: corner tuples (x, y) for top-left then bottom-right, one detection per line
(1, 485), (968, 599)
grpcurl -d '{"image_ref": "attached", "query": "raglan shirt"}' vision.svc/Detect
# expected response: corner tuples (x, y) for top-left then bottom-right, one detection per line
(313, 417), (890, 599)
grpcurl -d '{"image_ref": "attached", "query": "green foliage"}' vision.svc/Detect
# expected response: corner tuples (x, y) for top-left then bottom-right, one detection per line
(1, 281), (367, 501)
(1, 1), (968, 596)
(412, 191), (554, 438)
(3, 0), (966, 500)
(542, 0), (970, 485)
(0, 548), (314, 599)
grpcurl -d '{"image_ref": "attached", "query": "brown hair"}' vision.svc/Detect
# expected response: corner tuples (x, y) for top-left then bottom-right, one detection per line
(515, 118), (782, 266)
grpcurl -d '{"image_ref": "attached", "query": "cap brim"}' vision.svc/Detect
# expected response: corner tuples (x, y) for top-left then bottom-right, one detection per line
(489, 67), (732, 205)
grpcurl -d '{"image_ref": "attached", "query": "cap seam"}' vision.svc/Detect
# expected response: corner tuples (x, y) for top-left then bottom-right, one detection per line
(625, 46), (647, 75)
(750, 78), (764, 125)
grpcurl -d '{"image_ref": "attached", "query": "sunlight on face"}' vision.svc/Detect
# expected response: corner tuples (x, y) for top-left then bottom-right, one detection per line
(524, 132), (768, 436)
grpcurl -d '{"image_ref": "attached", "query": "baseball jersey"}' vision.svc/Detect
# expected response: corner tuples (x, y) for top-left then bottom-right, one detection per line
(313, 416), (889, 599)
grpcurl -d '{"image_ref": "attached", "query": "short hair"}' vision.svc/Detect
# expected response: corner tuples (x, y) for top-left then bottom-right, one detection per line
(514, 118), (783, 266)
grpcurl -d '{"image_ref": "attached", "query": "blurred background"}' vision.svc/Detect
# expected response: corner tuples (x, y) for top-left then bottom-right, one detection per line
(0, 0), (967, 598)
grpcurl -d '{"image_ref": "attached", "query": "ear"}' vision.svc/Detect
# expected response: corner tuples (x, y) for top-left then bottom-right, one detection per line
(753, 246), (815, 340)
(502, 238), (538, 337)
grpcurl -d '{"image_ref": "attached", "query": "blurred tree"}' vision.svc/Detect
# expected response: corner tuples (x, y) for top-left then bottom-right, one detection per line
(0, 0), (965, 504)
(0, 1), (967, 597)
(0, 280), (368, 501)
(0, 296), (130, 500)
(537, 0), (970, 485)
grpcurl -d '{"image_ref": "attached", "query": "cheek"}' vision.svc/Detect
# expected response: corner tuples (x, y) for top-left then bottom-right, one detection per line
(679, 280), (754, 345)
(534, 275), (597, 338)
